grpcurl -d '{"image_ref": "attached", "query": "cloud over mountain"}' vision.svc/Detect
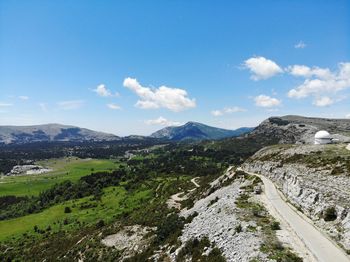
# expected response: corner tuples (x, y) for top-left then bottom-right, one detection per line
(145, 116), (181, 126)
(123, 77), (196, 112)
(254, 95), (281, 108)
(287, 62), (350, 99)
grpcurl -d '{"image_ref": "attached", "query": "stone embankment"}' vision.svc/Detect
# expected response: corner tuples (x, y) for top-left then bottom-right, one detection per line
(242, 144), (350, 252)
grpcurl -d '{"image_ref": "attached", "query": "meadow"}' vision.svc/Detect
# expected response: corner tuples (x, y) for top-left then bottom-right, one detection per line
(0, 157), (121, 197)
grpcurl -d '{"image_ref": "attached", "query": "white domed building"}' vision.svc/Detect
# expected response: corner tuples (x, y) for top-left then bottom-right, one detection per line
(314, 130), (332, 145)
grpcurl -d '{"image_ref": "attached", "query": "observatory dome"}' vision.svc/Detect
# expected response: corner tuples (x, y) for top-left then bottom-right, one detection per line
(315, 130), (331, 139)
(314, 130), (332, 144)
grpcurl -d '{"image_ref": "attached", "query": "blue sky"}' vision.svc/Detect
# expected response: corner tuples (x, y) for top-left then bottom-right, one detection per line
(0, 0), (349, 136)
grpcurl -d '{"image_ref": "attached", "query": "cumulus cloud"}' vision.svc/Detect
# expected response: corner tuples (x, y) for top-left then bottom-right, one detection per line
(211, 110), (223, 117)
(145, 116), (181, 126)
(287, 65), (332, 79)
(294, 41), (306, 49)
(287, 62), (350, 99)
(93, 84), (119, 97)
(313, 96), (334, 107)
(211, 106), (246, 117)
(18, 96), (29, 100)
(123, 77), (196, 112)
(346, 114), (350, 119)
(107, 103), (121, 110)
(243, 56), (283, 80)
(0, 103), (13, 107)
(254, 95), (281, 108)
(57, 100), (84, 110)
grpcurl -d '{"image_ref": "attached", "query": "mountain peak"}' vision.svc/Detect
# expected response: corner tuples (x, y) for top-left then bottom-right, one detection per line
(150, 122), (253, 141)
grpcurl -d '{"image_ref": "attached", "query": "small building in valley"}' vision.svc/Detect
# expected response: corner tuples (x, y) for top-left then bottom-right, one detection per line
(314, 130), (332, 145)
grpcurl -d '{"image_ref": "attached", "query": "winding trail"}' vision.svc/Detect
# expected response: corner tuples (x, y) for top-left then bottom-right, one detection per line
(190, 177), (200, 188)
(240, 168), (350, 262)
(166, 177), (201, 209)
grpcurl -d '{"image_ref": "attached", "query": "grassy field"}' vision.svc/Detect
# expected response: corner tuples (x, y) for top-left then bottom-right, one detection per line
(0, 185), (152, 241)
(0, 157), (121, 197)
(0, 173), (196, 242)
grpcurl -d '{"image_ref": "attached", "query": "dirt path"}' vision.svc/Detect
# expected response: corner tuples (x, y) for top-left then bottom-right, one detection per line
(241, 168), (350, 262)
(190, 177), (200, 188)
(166, 177), (200, 209)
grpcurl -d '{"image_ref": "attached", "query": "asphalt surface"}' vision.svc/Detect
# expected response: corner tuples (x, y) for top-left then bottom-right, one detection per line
(243, 169), (350, 262)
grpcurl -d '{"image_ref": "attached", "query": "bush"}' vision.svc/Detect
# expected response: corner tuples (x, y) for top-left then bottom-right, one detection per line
(235, 224), (242, 233)
(323, 207), (337, 221)
(64, 206), (72, 213)
(155, 213), (184, 244)
(271, 221), (280, 230)
(96, 219), (105, 228)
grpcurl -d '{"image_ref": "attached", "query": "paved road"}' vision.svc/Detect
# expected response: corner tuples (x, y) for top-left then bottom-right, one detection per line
(242, 168), (350, 262)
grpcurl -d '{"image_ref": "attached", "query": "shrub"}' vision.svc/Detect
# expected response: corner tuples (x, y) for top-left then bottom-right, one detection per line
(271, 221), (281, 230)
(64, 206), (72, 213)
(96, 219), (105, 228)
(323, 207), (337, 221)
(235, 224), (242, 233)
(155, 213), (184, 244)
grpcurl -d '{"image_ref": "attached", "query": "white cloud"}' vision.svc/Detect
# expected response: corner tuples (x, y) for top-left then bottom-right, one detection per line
(93, 84), (119, 97)
(145, 116), (181, 126)
(287, 65), (332, 79)
(0, 103), (13, 107)
(243, 56), (283, 80)
(211, 106), (246, 117)
(57, 100), (84, 110)
(313, 96), (334, 107)
(288, 62), (350, 99)
(224, 106), (246, 113)
(39, 103), (48, 112)
(346, 114), (350, 119)
(254, 95), (281, 108)
(294, 41), (306, 49)
(18, 96), (29, 100)
(123, 77), (196, 112)
(211, 110), (223, 117)
(107, 103), (121, 110)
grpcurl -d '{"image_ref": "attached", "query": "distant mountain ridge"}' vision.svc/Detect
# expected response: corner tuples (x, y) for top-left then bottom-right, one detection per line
(150, 121), (254, 141)
(0, 124), (120, 144)
(249, 115), (350, 144)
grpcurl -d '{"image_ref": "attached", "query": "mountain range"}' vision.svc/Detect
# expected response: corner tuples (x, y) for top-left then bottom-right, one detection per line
(1, 115), (350, 145)
(0, 124), (119, 144)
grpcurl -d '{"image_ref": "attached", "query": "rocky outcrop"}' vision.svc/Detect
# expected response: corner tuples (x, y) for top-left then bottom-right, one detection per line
(101, 225), (155, 259)
(174, 179), (269, 262)
(242, 144), (350, 251)
(249, 115), (350, 144)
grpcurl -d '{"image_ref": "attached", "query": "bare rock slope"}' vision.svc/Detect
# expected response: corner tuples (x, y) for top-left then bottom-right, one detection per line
(242, 144), (350, 252)
(249, 115), (350, 144)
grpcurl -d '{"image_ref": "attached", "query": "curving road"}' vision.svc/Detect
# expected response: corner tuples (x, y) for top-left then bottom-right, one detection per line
(241, 168), (350, 262)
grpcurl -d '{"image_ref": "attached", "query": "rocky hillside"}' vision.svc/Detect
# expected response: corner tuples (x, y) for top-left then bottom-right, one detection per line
(242, 143), (350, 252)
(151, 121), (253, 141)
(249, 115), (350, 144)
(0, 124), (119, 144)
